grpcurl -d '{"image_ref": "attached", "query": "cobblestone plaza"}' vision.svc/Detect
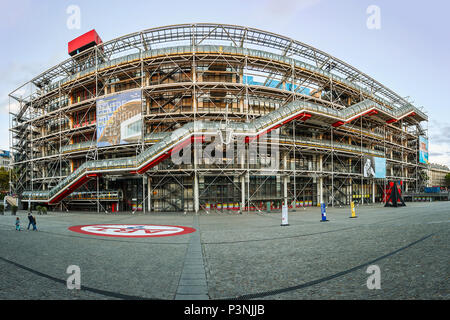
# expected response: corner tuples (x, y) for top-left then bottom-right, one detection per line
(0, 202), (448, 300)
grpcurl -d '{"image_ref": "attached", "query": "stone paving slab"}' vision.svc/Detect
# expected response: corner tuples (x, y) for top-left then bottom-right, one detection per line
(180, 273), (207, 281)
(174, 215), (210, 300)
(174, 294), (209, 300)
(179, 279), (208, 286)
(176, 285), (208, 295)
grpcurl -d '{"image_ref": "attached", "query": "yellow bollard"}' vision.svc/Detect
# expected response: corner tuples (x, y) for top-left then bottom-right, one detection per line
(350, 201), (357, 218)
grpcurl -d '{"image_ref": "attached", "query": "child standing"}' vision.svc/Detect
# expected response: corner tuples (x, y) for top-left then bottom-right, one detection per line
(15, 217), (21, 231)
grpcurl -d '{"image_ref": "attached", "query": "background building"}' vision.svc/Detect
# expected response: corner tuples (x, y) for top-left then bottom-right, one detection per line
(9, 24), (429, 212)
(0, 150), (11, 170)
(428, 163), (450, 188)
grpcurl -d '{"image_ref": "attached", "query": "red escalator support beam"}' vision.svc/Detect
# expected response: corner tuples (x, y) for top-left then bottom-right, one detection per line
(335, 109), (378, 128)
(245, 113), (311, 143)
(49, 173), (99, 204)
(332, 121), (345, 128)
(137, 153), (170, 174)
(136, 135), (205, 174)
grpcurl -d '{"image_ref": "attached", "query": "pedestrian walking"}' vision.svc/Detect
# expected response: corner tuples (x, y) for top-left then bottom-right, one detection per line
(15, 217), (21, 231)
(31, 215), (37, 231)
(27, 213), (34, 230)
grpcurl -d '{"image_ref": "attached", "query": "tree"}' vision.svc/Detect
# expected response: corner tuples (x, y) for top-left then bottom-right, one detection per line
(445, 173), (450, 187)
(0, 167), (9, 192)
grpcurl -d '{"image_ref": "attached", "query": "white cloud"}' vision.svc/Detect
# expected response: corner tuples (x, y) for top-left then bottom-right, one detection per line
(428, 120), (450, 167)
(0, 98), (20, 115)
(248, 0), (321, 26)
(264, 0), (321, 14)
(0, 54), (65, 116)
(429, 143), (450, 167)
(0, 0), (33, 29)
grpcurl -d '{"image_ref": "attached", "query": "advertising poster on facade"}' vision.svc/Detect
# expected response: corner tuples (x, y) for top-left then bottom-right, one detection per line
(419, 136), (429, 164)
(96, 90), (142, 147)
(363, 156), (386, 178)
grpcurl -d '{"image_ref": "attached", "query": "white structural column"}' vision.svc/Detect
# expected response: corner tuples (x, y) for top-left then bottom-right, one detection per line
(318, 154), (323, 205)
(142, 176), (146, 214)
(284, 176), (288, 206)
(194, 173), (199, 214)
(97, 176), (100, 213)
(192, 39), (199, 214)
(194, 141), (200, 214)
(147, 176), (152, 212)
(405, 166), (409, 192)
(283, 152), (288, 206)
(372, 180), (376, 203)
(241, 175), (245, 213)
(319, 177), (324, 205)
(349, 158), (353, 204)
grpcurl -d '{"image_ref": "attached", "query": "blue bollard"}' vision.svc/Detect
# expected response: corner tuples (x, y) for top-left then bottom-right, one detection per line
(320, 203), (329, 222)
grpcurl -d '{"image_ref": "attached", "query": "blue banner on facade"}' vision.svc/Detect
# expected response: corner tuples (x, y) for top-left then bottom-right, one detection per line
(374, 157), (386, 179)
(419, 136), (429, 164)
(96, 90), (142, 147)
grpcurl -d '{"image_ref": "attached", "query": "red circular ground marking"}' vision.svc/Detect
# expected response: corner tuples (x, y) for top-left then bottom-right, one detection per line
(68, 224), (196, 238)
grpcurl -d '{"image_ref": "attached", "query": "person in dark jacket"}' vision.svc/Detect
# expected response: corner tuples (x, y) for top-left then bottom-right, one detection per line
(27, 213), (37, 231)
(31, 215), (37, 231)
(27, 213), (34, 230)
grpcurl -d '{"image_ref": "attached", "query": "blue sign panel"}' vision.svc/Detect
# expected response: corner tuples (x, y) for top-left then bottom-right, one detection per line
(374, 157), (386, 179)
(419, 136), (429, 164)
(96, 90), (142, 147)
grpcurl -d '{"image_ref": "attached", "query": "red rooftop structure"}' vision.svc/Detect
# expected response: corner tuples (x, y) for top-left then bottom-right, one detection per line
(68, 29), (102, 56)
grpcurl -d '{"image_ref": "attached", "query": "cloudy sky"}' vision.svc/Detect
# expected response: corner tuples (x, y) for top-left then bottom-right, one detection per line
(1, 0), (449, 165)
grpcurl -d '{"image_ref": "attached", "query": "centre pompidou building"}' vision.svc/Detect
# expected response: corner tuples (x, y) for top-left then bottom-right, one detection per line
(9, 24), (428, 213)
